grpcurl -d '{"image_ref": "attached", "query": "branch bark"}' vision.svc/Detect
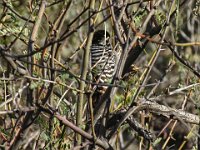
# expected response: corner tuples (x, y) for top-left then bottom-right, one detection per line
(76, 0), (96, 145)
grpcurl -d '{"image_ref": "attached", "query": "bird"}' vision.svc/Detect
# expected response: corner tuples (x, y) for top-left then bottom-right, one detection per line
(90, 30), (118, 104)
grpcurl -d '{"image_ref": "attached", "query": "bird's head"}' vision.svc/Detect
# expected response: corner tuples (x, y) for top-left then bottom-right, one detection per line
(92, 30), (110, 45)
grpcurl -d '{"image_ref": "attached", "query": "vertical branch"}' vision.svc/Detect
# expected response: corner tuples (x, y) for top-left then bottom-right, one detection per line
(107, 0), (163, 140)
(49, 0), (72, 102)
(27, 0), (46, 105)
(130, 0), (175, 107)
(76, 0), (95, 145)
(48, 2), (72, 149)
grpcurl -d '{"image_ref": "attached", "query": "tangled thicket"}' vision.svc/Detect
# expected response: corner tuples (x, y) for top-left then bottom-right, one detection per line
(0, 0), (200, 150)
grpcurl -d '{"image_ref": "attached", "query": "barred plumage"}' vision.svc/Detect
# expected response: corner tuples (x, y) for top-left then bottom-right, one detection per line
(90, 30), (117, 92)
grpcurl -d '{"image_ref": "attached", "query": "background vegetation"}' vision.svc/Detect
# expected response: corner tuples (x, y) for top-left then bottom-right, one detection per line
(0, 0), (200, 149)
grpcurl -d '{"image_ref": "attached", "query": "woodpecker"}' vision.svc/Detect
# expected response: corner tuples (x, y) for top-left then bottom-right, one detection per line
(90, 30), (118, 94)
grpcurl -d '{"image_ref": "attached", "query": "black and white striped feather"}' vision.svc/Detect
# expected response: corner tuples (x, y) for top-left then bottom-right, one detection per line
(90, 30), (117, 92)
